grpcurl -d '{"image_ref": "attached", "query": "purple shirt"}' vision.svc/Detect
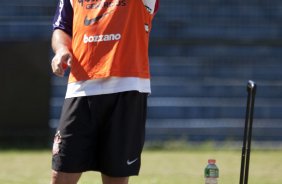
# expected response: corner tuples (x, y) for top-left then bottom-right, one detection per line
(53, 0), (73, 36)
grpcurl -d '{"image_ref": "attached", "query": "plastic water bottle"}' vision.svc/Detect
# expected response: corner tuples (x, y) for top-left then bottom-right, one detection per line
(204, 159), (219, 184)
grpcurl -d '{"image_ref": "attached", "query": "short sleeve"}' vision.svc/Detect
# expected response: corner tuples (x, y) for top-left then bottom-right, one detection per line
(52, 0), (73, 36)
(143, 0), (159, 15)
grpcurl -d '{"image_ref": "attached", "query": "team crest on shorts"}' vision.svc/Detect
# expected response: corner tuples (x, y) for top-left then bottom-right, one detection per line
(52, 131), (62, 155)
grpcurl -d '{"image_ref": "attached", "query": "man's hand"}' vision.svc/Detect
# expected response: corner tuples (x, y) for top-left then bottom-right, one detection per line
(51, 29), (72, 77)
(51, 48), (73, 77)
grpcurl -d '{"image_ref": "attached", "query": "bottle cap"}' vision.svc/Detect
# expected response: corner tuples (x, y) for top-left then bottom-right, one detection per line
(208, 159), (216, 164)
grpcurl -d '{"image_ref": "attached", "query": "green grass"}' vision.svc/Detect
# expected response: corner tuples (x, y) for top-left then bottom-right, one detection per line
(0, 147), (282, 184)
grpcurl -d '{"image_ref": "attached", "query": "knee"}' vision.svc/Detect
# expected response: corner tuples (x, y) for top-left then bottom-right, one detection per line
(102, 174), (129, 184)
(50, 170), (63, 184)
(50, 170), (81, 184)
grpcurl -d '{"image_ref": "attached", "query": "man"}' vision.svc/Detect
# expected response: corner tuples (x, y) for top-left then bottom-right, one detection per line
(50, 0), (159, 183)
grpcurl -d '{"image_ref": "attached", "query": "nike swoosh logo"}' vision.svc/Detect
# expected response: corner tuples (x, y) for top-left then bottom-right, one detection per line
(127, 158), (139, 165)
(84, 10), (113, 26)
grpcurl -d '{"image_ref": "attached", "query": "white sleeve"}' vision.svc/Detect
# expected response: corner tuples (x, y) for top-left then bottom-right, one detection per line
(142, 0), (157, 14)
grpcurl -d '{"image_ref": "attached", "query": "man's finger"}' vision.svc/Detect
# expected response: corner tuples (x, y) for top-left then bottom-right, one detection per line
(62, 53), (73, 67)
(51, 56), (65, 77)
(53, 64), (64, 77)
(67, 55), (73, 67)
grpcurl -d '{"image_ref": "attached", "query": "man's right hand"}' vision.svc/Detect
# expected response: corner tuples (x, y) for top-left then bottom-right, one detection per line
(51, 48), (73, 77)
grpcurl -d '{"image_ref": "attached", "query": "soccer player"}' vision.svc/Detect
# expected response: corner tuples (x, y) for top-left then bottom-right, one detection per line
(50, 0), (159, 184)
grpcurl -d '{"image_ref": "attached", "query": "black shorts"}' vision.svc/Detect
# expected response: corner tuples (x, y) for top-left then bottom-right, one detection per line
(52, 91), (148, 177)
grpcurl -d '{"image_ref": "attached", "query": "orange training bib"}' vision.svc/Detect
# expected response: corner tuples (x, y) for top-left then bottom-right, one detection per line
(69, 0), (154, 83)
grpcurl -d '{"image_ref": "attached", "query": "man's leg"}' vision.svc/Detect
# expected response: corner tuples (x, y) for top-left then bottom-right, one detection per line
(50, 170), (82, 184)
(101, 174), (129, 184)
(51, 97), (94, 184)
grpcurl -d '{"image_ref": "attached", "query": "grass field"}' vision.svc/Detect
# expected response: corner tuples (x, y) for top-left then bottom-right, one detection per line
(0, 146), (282, 184)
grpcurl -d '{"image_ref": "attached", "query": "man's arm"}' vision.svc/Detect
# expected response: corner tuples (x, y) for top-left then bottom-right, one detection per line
(51, 29), (73, 77)
(51, 0), (73, 77)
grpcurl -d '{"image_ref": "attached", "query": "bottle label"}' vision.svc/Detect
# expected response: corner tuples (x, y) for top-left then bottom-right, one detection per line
(205, 168), (219, 178)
